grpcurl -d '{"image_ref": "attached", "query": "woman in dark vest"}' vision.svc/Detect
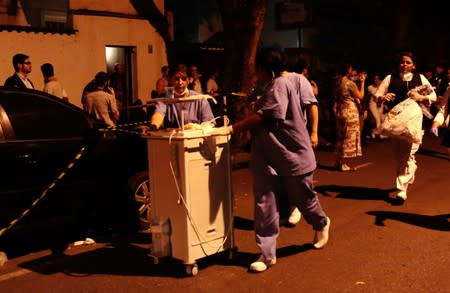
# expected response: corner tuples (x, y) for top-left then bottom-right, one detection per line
(375, 52), (437, 204)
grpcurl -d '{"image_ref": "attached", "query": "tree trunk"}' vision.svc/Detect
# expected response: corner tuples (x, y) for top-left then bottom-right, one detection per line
(217, 0), (268, 94)
(217, 0), (268, 150)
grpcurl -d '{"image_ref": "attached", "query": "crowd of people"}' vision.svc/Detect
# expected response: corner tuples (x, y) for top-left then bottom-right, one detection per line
(3, 50), (449, 273)
(146, 49), (449, 273)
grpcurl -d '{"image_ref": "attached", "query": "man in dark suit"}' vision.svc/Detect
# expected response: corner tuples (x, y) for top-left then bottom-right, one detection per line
(4, 53), (34, 89)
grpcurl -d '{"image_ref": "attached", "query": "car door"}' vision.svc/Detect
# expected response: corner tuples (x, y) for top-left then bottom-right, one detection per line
(0, 89), (93, 228)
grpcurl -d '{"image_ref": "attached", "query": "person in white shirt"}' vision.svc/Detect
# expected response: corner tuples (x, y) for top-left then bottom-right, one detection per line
(206, 70), (220, 94)
(41, 63), (69, 102)
(84, 72), (119, 127)
(188, 65), (203, 93)
(367, 73), (384, 138)
(375, 52), (436, 204)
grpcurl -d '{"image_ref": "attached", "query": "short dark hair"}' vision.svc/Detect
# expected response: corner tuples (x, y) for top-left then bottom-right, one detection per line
(12, 53), (29, 71)
(296, 58), (309, 72)
(171, 70), (188, 81)
(94, 71), (110, 87)
(255, 48), (286, 77)
(40, 63), (54, 77)
(337, 62), (352, 76)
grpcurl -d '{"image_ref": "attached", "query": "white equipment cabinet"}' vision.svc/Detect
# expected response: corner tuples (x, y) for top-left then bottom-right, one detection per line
(145, 129), (234, 276)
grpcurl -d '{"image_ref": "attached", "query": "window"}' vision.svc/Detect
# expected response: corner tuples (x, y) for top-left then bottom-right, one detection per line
(41, 10), (67, 30)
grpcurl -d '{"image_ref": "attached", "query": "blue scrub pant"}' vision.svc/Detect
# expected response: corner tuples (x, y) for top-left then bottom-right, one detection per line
(253, 172), (328, 261)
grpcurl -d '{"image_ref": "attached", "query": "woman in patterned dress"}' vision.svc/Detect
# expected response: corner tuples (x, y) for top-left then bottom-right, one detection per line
(333, 62), (366, 171)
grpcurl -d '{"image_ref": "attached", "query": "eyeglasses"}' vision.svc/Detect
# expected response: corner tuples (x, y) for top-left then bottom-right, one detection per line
(174, 76), (187, 81)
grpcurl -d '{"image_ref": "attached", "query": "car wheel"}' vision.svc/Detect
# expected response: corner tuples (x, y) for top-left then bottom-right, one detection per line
(128, 171), (152, 231)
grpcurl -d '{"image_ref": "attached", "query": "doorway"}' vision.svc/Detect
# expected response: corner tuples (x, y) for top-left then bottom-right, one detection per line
(105, 46), (137, 122)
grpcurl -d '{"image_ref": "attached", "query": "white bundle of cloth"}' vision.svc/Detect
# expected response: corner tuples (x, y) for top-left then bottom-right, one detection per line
(377, 85), (432, 144)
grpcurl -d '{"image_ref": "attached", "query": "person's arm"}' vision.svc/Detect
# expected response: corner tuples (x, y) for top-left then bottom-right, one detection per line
(198, 99), (215, 125)
(206, 79), (214, 94)
(149, 100), (168, 130)
(408, 74), (438, 105)
(306, 103), (319, 149)
(432, 87), (449, 127)
(375, 75), (396, 102)
(112, 109), (120, 123)
(367, 84), (377, 96)
(150, 112), (164, 129)
(108, 94), (120, 123)
(298, 76), (319, 147)
(230, 113), (262, 134)
(348, 79), (365, 101)
(62, 89), (69, 102)
(310, 80), (319, 96)
(156, 78), (167, 96)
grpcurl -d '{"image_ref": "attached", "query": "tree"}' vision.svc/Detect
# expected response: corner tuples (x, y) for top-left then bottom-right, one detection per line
(217, 0), (269, 94)
(216, 0), (268, 150)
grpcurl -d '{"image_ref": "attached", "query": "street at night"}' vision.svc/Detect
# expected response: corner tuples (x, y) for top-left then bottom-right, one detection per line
(1, 1), (449, 292)
(0, 133), (448, 292)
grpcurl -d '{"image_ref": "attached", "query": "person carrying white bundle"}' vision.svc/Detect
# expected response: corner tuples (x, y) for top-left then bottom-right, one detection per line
(375, 51), (436, 205)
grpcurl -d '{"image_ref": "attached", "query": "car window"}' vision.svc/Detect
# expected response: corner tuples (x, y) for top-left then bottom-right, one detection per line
(0, 92), (90, 139)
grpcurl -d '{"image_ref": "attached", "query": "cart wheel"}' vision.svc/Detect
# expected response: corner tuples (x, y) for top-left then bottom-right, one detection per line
(186, 264), (198, 276)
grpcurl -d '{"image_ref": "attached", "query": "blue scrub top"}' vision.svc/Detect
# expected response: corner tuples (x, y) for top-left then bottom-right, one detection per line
(154, 90), (215, 128)
(249, 76), (316, 176)
(285, 72), (318, 106)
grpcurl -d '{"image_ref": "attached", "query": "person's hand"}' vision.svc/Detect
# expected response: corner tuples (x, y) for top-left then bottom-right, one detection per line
(430, 126), (439, 137)
(383, 93), (396, 102)
(408, 91), (421, 102)
(149, 124), (159, 131)
(359, 72), (367, 82)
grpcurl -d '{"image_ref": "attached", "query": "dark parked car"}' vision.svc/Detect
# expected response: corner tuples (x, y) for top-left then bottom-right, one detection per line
(0, 87), (151, 256)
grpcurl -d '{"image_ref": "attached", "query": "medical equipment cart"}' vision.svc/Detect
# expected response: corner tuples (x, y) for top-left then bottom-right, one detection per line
(145, 128), (235, 276)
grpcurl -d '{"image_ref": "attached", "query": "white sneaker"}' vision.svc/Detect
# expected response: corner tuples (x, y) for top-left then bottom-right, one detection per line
(392, 190), (407, 205)
(396, 190), (407, 200)
(288, 207), (301, 225)
(313, 217), (331, 249)
(249, 255), (276, 272)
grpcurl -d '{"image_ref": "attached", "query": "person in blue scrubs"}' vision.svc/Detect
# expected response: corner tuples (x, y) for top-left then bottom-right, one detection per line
(150, 70), (215, 129)
(227, 48), (330, 273)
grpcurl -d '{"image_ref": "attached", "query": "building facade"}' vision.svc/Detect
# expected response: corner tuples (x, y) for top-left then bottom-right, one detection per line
(0, 0), (167, 109)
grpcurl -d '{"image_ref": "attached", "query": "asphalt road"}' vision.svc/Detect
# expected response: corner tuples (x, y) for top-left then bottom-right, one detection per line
(0, 133), (449, 293)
